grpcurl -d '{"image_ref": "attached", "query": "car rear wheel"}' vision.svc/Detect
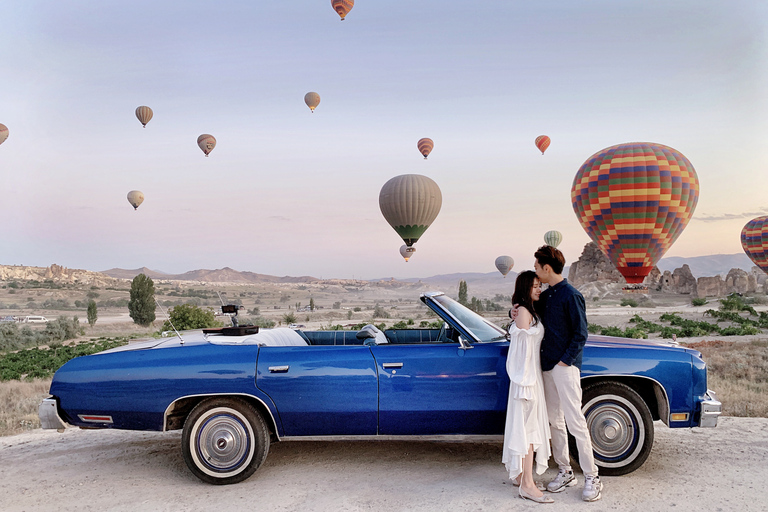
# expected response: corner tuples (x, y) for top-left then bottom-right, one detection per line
(182, 397), (269, 485)
(570, 381), (654, 476)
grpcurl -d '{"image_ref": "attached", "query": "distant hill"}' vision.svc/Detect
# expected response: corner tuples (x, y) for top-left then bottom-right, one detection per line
(100, 266), (318, 284)
(657, 253), (753, 278)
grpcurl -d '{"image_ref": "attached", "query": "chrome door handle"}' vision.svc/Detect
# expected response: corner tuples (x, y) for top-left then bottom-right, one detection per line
(382, 363), (403, 369)
(269, 365), (290, 373)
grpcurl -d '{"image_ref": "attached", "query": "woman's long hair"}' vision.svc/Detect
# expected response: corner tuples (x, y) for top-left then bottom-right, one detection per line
(512, 270), (539, 326)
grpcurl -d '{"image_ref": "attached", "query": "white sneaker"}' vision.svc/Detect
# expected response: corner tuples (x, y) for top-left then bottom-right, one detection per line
(546, 469), (576, 493)
(582, 475), (602, 502)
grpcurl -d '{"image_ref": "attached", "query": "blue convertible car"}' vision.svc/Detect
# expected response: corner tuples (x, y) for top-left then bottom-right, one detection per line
(40, 292), (721, 485)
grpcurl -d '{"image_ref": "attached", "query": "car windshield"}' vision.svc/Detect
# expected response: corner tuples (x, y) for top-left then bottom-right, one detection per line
(430, 294), (507, 343)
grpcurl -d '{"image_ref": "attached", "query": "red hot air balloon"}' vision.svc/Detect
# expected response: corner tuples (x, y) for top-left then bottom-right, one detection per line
(741, 216), (768, 274)
(571, 142), (699, 284)
(331, 0), (354, 20)
(535, 135), (550, 155)
(417, 138), (433, 159)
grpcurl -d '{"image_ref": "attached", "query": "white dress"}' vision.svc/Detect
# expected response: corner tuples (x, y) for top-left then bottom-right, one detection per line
(502, 320), (551, 479)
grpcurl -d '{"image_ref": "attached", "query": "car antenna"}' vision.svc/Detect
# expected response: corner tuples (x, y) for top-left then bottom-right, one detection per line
(155, 298), (185, 345)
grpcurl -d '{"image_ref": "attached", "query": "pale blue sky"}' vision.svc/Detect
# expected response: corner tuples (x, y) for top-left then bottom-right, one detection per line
(1, 1), (766, 279)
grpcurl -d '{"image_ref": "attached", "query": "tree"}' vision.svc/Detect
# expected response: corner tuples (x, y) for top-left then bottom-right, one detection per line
(128, 274), (156, 327)
(309, 297), (315, 311)
(87, 300), (98, 327)
(458, 280), (468, 306)
(161, 303), (219, 331)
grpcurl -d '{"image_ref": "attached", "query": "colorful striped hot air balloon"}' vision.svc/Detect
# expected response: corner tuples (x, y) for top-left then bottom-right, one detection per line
(571, 142), (699, 285)
(495, 255), (514, 277)
(535, 135), (550, 155)
(331, 0), (354, 20)
(400, 245), (416, 262)
(197, 134), (216, 156)
(741, 216), (768, 274)
(135, 106), (153, 127)
(379, 174), (442, 247)
(0, 123), (8, 146)
(544, 230), (562, 248)
(417, 138), (433, 159)
(127, 190), (144, 210)
(304, 92), (320, 113)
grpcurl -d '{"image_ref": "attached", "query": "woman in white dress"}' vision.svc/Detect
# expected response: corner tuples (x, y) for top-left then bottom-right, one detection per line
(502, 270), (553, 503)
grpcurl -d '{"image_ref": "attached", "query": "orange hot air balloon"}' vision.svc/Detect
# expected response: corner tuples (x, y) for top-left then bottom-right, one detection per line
(197, 134), (216, 157)
(741, 216), (768, 274)
(0, 123), (8, 146)
(571, 142), (699, 285)
(417, 138), (433, 159)
(135, 106), (153, 128)
(331, 0), (354, 20)
(535, 135), (550, 155)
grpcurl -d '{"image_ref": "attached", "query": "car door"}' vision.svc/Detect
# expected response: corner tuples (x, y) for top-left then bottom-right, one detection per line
(371, 341), (509, 435)
(256, 345), (378, 437)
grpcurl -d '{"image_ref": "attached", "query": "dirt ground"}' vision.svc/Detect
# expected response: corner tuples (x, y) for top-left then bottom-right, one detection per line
(0, 416), (765, 512)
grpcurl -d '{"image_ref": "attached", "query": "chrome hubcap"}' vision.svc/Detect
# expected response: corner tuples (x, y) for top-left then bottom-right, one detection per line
(587, 403), (634, 459)
(198, 414), (249, 471)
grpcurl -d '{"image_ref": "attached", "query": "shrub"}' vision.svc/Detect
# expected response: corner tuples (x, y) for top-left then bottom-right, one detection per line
(691, 298), (707, 307)
(620, 298), (638, 307)
(161, 304), (221, 331)
(283, 312), (297, 325)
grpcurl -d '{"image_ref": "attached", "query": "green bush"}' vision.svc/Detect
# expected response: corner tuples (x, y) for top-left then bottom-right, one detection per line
(691, 298), (707, 307)
(161, 303), (221, 331)
(620, 298), (639, 307)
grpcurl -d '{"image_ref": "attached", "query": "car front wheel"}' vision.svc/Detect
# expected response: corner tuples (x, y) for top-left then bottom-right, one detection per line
(182, 397), (270, 485)
(574, 381), (654, 476)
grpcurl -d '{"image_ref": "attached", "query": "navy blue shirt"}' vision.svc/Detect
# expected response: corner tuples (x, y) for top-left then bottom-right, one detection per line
(534, 278), (588, 371)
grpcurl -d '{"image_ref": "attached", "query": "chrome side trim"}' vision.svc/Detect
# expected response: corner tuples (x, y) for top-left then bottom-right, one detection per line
(269, 365), (290, 373)
(38, 398), (68, 431)
(580, 374), (671, 424)
(281, 434), (503, 442)
(699, 389), (722, 428)
(382, 363), (403, 369)
(163, 393), (280, 440)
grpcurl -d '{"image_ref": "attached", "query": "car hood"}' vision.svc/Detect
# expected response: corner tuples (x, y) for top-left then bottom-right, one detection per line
(587, 334), (701, 357)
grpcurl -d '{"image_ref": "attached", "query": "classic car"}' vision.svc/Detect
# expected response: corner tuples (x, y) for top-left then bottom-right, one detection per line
(39, 291), (721, 485)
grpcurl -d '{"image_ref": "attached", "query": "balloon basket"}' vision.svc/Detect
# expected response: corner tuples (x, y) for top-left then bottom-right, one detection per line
(622, 284), (648, 293)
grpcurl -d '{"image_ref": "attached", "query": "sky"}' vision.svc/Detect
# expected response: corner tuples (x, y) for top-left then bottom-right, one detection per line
(1, 1), (767, 280)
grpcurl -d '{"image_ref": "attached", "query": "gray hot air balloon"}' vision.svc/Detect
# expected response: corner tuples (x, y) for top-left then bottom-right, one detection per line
(135, 106), (153, 128)
(399, 244), (416, 262)
(304, 92), (320, 113)
(379, 174), (442, 247)
(127, 190), (145, 210)
(544, 230), (563, 248)
(197, 134), (216, 156)
(495, 255), (514, 277)
(0, 124), (8, 146)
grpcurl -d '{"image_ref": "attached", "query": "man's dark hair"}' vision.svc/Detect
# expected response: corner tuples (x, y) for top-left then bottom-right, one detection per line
(512, 270), (540, 326)
(534, 245), (565, 275)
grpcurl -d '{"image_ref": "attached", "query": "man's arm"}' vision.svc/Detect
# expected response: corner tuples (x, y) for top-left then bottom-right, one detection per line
(560, 292), (588, 366)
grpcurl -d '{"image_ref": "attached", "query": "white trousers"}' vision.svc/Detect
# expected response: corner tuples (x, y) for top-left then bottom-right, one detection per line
(542, 364), (598, 477)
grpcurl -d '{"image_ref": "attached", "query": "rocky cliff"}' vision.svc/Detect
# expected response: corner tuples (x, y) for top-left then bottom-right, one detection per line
(0, 264), (124, 287)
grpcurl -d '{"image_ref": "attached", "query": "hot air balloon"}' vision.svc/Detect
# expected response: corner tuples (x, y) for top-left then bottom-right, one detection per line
(400, 245), (416, 262)
(535, 135), (550, 155)
(197, 134), (216, 156)
(0, 123), (8, 146)
(741, 216), (768, 274)
(379, 174), (442, 247)
(495, 255), (514, 277)
(544, 230), (562, 248)
(135, 106), (153, 128)
(571, 142), (699, 284)
(304, 92), (320, 113)
(331, 0), (354, 20)
(417, 138), (433, 159)
(127, 190), (144, 210)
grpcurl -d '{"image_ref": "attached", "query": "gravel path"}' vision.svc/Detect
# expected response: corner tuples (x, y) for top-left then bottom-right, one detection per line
(1, 417), (765, 511)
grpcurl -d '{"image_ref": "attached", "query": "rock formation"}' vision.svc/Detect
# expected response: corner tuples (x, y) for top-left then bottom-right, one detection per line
(568, 243), (625, 286)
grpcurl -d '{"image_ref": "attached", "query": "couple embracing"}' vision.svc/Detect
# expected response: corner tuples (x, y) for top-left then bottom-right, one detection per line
(502, 245), (603, 504)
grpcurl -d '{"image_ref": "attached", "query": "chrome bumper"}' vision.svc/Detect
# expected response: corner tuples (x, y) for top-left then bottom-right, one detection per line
(698, 389), (722, 428)
(39, 398), (68, 431)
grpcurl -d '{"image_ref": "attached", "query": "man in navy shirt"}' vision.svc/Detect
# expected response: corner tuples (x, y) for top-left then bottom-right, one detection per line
(533, 245), (602, 502)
